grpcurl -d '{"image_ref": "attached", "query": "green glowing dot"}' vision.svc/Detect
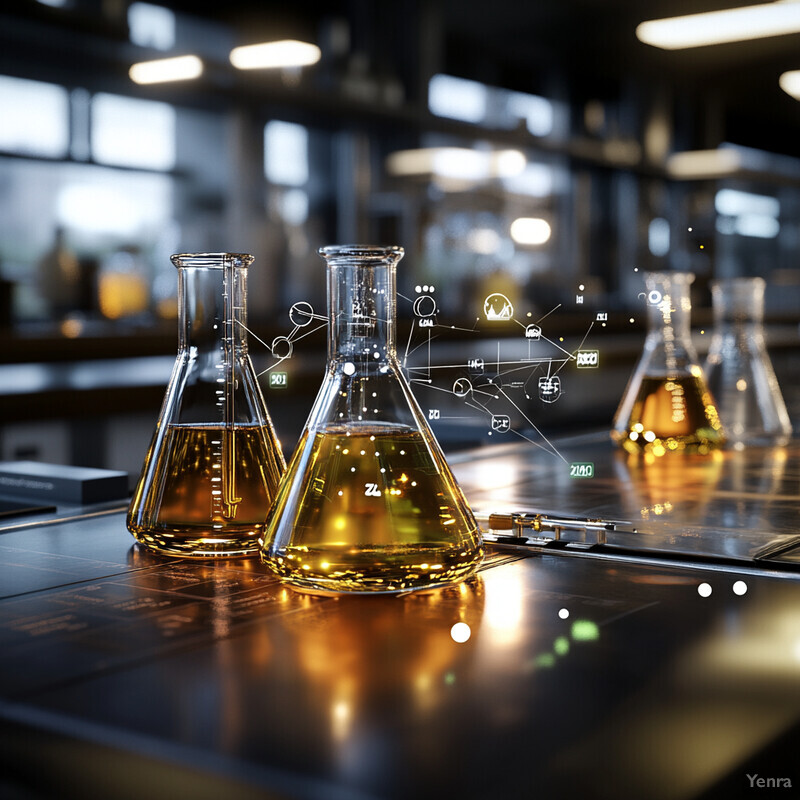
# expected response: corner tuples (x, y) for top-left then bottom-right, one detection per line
(444, 672), (456, 685)
(571, 620), (600, 642)
(554, 636), (570, 656)
(535, 653), (556, 668)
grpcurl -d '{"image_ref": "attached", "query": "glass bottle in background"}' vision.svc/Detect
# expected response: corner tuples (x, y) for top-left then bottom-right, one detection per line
(128, 253), (285, 557)
(612, 271), (725, 455)
(260, 245), (483, 594)
(704, 277), (791, 447)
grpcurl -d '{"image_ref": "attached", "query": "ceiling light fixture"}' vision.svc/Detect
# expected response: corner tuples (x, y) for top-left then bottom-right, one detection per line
(386, 148), (526, 181)
(666, 149), (742, 179)
(129, 55), (203, 85)
(229, 40), (321, 70)
(779, 69), (800, 99)
(510, 218), (551, 246)
(636, 1), (800, 50)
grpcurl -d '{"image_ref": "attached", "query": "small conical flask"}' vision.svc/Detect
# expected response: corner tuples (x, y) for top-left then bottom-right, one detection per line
(612, 271), (725, 455)
(128, 253), (285, 557)
(704, 277), (792, 447)
(260, 245), (483, 594)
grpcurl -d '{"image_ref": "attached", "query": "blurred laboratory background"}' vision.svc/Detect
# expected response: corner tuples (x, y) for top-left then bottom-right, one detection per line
(1, 0), (799, 480)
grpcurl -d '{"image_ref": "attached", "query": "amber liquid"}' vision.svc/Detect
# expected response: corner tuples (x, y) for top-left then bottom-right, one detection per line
(261, 426), (484, 593)
(613, 375), (725, 455)
(128, 424), (284, 557)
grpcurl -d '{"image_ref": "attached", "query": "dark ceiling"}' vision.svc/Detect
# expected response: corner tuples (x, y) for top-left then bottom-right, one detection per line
(161, 0), (800, 156)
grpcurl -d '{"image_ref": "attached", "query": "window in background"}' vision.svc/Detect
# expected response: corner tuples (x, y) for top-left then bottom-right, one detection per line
(264, 121), (308, 186)
(648, 217), (671, 257)
(128, 2), (176, 50)
(715, 188), (780, 239)
(0, 75), (69, 158)
(91, 94), (176, 170)
(428, 74), (554, 136)
(506, 92), (554, 137)
(428, 74), (487, 123)
(55, 168), (172, 237)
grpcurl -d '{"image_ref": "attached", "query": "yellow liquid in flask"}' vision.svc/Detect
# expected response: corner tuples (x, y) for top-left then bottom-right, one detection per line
(613, 375), (725, 455)
(128, 423), (284, 557)
(261, 425), (484, 593)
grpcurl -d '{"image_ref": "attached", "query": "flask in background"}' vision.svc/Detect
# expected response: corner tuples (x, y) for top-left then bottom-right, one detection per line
(260, 245), (483, 594)
(612, 271), (725, 455)
(128, 253), (285, 557)
(704, 277), (791, 447)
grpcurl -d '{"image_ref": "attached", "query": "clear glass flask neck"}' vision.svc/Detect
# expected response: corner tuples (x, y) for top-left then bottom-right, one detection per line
(643, 271), (697, 376)
(173, 253), (252, 355)
(322, 245), (403, 365)
(711, 276), (764, 327)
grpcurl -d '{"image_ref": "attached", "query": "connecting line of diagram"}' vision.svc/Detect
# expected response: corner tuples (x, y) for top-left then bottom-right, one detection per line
(497, 386), (567, 463)
(552, 320), (595, 379)
(238, 318), (328, 377)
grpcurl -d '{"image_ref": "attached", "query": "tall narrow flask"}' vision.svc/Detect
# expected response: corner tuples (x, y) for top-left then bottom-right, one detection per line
(704, 277), (791, 447)
(260, 245), (483, 594)
(128, 253), (285, 557)
(612, 271), (725, 455)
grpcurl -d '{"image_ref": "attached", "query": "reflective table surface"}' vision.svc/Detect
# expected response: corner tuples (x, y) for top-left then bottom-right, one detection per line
(454, 434), (800, 569)
(0, 438), (798, 799)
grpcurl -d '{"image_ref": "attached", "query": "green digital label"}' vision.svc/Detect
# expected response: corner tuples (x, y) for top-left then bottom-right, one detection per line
(269, 372), (288, 388)
(569, 462), (594, 479)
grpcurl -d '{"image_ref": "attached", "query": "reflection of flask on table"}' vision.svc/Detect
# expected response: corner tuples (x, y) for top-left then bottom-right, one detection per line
(704, 278), (791, 448)
(128, 253), (285, 558)
(612, 272), (725, 455)
(260, 245), (483, 594)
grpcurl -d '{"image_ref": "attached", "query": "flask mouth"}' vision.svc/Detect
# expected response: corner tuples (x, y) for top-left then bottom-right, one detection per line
(171, 253), (254, 269)
(319, 245), (404, 265)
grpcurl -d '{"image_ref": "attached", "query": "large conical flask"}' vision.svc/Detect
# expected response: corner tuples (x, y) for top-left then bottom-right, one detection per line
(260, 245), (483, 594)
(128, 253), (285, 557)
(704, 277), (792, 447)
(612, 271), (725, 455)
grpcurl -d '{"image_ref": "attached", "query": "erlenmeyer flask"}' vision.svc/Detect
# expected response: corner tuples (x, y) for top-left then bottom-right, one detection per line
(704, 277), (792, 447)
(128, 253), (285, 557)
(612, 271), (725, 455)
(260, 245), (483, 594)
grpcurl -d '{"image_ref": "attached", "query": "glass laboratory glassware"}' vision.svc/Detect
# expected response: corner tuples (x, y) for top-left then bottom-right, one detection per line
(260, 244), (483, 594)
(128, 253), (285, 557)
(704, 277), (792, 447)
(611, 271), (725, 455)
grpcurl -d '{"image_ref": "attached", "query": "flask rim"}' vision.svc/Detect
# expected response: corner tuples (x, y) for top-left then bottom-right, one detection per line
(319, 244), (404, 264)
(170, 253), (254, 269)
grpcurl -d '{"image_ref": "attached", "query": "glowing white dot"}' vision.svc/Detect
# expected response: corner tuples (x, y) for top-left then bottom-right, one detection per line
(643, 430), (656, 442)
(697, 583), (712, 598)
(350, 467), (356, 472)
(343, 362), (355, 376)
(450, 622), (471, 643)
(423, 285), (429, 292)
(373, 352), (380, 359)
(558, 608), (569, 620)
(338, 490), (343, 496)
(415, 285), (421, 292)
(634, 267), (639, 272)
(688, 227), (693, 232)
(380, 468), (386, 473)
(430, 285), (435, 293)
(629, 317), (635, 323)
(733, 580), (748, 596)
(579, 284), (585, 291)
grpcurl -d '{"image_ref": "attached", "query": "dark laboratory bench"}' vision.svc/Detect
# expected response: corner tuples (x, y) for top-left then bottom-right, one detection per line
(0, 438), (799, 800)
